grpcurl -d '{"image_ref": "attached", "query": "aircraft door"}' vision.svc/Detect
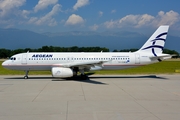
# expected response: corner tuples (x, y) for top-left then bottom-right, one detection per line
(22, 54), (27, 64)
(135, 53), (140, 64)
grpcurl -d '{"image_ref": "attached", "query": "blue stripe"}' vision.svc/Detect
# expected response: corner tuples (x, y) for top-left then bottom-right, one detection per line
(142, 45), (164, 50)
(152, 48), (157, 56)
(151, 38), (166, 42)
(156, 32), (167, 38)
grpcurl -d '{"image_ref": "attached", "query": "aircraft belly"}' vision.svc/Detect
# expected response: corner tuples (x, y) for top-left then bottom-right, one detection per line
(5, 65), (51, 71)
(102, 65), (138, 70)
(27, 65), (51, 70)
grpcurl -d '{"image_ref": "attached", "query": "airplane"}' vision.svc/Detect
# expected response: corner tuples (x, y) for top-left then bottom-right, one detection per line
(2, 25), (172, 79)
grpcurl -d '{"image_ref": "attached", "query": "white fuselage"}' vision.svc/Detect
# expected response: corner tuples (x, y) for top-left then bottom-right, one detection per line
(2, 52), (154, 71)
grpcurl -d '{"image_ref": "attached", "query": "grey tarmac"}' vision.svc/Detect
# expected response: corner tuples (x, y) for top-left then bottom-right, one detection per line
(0, 75), (180, 120)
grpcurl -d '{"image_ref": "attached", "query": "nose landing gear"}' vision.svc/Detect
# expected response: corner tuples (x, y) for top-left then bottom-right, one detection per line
(24, 71), (29, 79)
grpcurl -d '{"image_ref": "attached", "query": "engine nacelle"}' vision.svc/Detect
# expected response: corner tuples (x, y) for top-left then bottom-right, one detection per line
(52, 67), (73, 78)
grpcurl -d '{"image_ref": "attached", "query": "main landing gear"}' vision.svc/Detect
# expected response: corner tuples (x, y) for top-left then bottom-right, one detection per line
(24, 71), (29, 79)
(79, 69), (88, 80)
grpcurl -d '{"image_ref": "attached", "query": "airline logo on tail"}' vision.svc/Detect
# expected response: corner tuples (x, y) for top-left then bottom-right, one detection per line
(142, 32), (167, 56)
(138, 25), (169, 57)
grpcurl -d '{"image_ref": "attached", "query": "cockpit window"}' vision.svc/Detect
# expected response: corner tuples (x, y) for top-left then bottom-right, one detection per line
(10, 57), (16, 60)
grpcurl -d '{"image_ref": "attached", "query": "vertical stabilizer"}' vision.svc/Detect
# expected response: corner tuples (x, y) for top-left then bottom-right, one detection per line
(138, 25), (169, 56)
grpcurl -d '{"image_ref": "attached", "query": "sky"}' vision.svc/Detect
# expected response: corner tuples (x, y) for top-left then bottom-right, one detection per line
(0, 0), (180, 35)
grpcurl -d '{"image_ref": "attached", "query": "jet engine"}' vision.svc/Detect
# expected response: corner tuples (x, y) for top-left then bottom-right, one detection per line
(52, 67), (74, 78)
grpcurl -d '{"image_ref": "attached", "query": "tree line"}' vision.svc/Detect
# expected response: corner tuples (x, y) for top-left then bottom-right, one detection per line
(0, 46), (109, 58)
(0, 46), (179, 58)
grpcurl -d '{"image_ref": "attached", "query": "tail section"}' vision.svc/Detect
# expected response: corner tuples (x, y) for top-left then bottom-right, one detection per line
(138, 25), (169, 56)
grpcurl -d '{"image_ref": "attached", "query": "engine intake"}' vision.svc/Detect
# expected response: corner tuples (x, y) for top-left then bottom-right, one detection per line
(52, 67), (73, 78)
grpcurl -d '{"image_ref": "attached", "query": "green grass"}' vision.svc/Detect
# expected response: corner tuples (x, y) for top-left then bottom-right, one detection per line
(95, 61), (180, 74)
(0, 61), (180, 75)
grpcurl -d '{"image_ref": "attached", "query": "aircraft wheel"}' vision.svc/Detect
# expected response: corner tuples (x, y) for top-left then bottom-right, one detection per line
(24, 76), (28, 79)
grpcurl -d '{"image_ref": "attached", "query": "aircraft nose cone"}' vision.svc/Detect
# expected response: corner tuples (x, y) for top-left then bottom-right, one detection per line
(2, 61), (8, 67)
(2, 61), (5, 66)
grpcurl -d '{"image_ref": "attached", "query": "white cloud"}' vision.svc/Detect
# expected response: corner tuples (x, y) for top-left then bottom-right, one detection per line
(28, 17), (38, 23)
(89, 24), (99, 31)
(65, 14), (85, 26)
(119, 14), (154, 28)
(73, 0), (89, 11)
(153, 10), (180, 27)
(29, 4), (61, 26)
(21, 10), (30, 19)
(104, 19), (117, 29)
(0, 0), (26, 18)
(98, 11), (103, 17)
(34, 0), (58, 12)
(103, 10), (180, 29)
(0, 0), (28, 27)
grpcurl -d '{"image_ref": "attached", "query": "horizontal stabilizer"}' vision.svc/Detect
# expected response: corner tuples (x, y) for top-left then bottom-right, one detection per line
(149, 54), (173, 61)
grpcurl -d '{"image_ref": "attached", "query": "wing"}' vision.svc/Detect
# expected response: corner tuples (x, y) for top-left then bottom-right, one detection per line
(52, 60), (109, 71)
